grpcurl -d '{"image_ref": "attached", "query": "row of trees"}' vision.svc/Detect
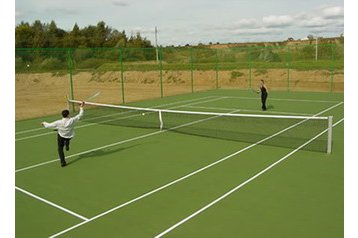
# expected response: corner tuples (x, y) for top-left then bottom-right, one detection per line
(15, 20), (153, 49)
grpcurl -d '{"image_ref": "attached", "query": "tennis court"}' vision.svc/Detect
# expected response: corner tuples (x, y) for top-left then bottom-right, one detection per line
(15, 89), (344, 238)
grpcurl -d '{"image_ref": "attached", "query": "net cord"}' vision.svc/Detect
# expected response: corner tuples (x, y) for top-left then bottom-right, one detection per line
(68, 99), (329, 120)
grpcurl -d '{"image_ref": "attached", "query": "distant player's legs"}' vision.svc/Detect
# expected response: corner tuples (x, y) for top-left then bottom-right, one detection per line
(57, 134), (67, 166)
(261, 93), (268, 110)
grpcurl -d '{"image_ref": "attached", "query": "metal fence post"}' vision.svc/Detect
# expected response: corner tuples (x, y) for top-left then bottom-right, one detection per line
(190, 48), (194, 93)
(119, 48), (125, 104)
(248, 47), (252, 89)
(287, 46), (291, 92)
(66, 48), (75, 112)
(330, 44), (336, 93)
(159, 47), (164, 98)
(215, 49), (219, 89)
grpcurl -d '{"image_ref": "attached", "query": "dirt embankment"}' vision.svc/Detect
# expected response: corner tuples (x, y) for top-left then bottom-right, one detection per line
(16, 69), (344, 120)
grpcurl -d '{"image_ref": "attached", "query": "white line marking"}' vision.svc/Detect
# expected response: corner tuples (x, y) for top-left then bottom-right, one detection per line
(17, 101), (341, 174)
(222, 96), (343, 103)
(15, 96), (217, 138)
(185, 105), (314, 116)
(154, 118), (344, 238)
(48, 103), (342, 238)
(16, 97), (228, 173)
(16, 127), (47, 135)
(15, 186), (89, 221)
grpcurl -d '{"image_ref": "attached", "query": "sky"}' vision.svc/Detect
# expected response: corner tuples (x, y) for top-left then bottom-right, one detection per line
(15, 0), (344, 46)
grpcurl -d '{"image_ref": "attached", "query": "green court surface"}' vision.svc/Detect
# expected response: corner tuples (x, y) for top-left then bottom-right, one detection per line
(15, 89), (344, 238)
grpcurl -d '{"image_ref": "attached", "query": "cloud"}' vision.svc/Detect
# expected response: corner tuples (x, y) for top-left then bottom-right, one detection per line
(298, 16), (329, 28)
(131, 26), (155, 34)
(262, 15), (294, 28)
(15, 11), (23, 18)
(234, 18), (260, 28)
(112, 1), (129, 7)
(195, 4), (343, 44)
(231, 5), (344, 34)
(47, 8), (78, 15)
(321, 6), (344, 19)
(296, 6), (344, 29)
(231, 27), (281, 36)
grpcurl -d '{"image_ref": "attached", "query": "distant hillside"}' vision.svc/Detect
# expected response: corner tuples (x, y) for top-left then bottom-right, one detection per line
(206, 36), (344, 49)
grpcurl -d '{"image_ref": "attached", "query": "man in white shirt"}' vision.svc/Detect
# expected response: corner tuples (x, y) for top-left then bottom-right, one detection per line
(42, 102), (85, 167)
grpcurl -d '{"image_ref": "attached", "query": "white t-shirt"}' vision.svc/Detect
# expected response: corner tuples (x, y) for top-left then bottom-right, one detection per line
(42, 107), (84, 138)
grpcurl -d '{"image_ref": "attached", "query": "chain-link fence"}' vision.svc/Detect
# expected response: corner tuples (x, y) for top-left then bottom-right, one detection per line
(15, 44), (344, 120)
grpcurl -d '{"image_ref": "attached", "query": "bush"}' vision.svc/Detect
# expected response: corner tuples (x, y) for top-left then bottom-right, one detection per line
(231, 71), (244, 79)
(40, 57), (64, 70)
(15, 57), (25, 71)
(76, 58), (107, 69)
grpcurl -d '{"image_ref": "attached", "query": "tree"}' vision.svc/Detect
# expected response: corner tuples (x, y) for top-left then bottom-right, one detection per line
(127, 32), (152, 48)
(15, 22), (33, 48)
(94, 21), (110, 47)
(32, 20), (46, 48)
(339, 33), (344, 44)
(46, 20), (66, 47)
(307, 34), (314, 44)
(114, 31), (128, 48)
(15, 20), (153, 49)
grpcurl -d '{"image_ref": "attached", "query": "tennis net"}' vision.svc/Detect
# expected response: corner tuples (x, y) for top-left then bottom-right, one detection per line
(69, 100), (333, 153)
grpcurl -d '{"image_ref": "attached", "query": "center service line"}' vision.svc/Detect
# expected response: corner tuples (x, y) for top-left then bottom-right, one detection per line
(49, 102), (342, 238)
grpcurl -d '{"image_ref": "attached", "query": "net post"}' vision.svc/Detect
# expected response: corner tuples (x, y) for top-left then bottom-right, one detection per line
(159, 110), (163, 130)
(327, 116), (333, 154)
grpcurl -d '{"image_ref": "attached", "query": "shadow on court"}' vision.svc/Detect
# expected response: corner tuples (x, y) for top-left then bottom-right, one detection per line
(67, 144), (142, 166)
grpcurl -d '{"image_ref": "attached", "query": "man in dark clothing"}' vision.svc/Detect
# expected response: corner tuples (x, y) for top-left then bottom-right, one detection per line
(259, 80), (268, 111)
(41, 102), (85, 167)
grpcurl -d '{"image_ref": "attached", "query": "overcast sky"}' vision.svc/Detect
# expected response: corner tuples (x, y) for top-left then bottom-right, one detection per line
(15, 0), (344, 46)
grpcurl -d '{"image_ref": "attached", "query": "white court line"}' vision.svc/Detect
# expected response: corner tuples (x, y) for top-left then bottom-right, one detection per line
(154, 118), (344, 238)
(48, 102), (343, 238)
(222, 96), (342, 104)
(15, 96), (216, 136)
(15, 95), (341, 136)
(15, 186), (89, 221)
(16, 127), (47, 135)
(185, 105), (314, 116)
(15, 97), (228, 173)
(15, 96), (220, 141)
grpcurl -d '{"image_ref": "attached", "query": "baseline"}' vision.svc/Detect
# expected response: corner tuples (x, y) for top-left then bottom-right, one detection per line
(154, 118), (344, 238)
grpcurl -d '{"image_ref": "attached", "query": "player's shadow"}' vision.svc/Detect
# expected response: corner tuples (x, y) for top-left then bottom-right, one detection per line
(67, 144), (141, 165)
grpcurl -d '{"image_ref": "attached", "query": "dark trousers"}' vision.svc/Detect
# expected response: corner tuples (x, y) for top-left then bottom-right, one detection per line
(261, 93), (268, 110)
(57, 134), (71, 165)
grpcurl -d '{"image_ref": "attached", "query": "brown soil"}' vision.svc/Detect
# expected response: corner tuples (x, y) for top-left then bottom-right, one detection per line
(15, 69), (344, 120)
